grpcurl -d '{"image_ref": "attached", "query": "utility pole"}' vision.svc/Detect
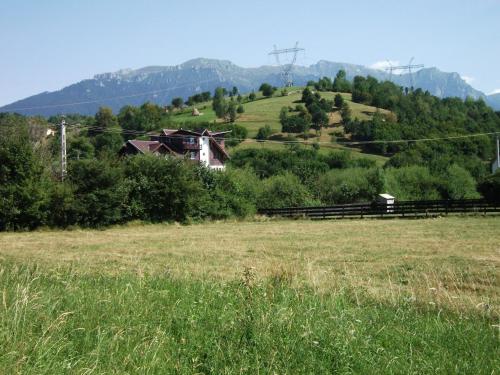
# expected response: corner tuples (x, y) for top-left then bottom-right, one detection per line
(496, 135), (500, 170)
(60, 117), (67, 181)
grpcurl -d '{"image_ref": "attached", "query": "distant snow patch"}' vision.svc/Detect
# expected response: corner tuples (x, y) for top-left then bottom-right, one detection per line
(488, 88), (500, 95)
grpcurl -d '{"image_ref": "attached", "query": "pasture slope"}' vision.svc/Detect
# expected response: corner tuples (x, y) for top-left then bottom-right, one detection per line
(169, 88), (390, 165)
(0, 216), (499, 373)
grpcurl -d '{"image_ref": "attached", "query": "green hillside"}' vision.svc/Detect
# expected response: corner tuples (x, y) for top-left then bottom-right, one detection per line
(170, 88), (388, 135)
(168, 87), (390, 164)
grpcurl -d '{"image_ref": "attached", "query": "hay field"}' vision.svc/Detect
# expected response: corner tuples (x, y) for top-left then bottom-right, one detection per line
(1, 216), (498, 312)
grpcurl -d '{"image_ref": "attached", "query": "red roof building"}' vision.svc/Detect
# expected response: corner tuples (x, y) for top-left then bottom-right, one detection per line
(119, 128), (230, 170)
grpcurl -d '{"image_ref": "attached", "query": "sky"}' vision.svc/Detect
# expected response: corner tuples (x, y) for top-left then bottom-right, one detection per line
(0, 0), (499, 106)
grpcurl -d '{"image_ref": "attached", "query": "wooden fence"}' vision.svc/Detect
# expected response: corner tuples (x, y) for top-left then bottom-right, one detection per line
(258, 199), (500, 220)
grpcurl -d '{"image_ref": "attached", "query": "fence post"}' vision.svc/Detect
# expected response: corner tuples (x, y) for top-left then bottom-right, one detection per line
(323, 206), (326, 220)
(361, 206), (364, 219)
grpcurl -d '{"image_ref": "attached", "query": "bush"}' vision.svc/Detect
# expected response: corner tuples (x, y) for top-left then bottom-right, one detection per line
(123, 155), (206, 222)
(478, 172), (500, 203)
(256, 125), (273, 140)
(0, 120), (49, 230)
(334, 94), (344, 109)
(46, 183), (78, 228)
(69, 159), (128, 227)
(384, 166), (441, 201)
(259, 83), (276, 98)
(442, 164), (479, 199)
(199, 167), (260, 218)
(257, 173), (317, 209)
(316, 168), (384, 204)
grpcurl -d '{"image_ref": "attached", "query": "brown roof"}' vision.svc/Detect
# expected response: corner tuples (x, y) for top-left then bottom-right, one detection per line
(127, 140), (175, 155)
(210, 138), (230, 160)
(161, 128), (232, 138)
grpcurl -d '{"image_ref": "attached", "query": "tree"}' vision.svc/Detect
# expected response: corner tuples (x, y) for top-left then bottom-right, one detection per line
(237, 104), (245, 114)
(69, 159), (127, 227)
(316, 168), (384, 204)
(332, 69), (352, 92)
(232, 86), (239, 96)
(334, 94), (344, 109)
(118, 105), (140, 132)
(68, 136), (94, 160)
(257, 173), (316, 209)
(256, 125), (273, 140)
(340, 102), (352, 125)
(201, 91), (212, 102)
(123, 155), (207, 222)
(443, 164), (479, 199)
(171, 97), (184, 109)
(279, 106), (289, 126)
(315, 77), (333, 91)
(259, 83), (276, 97)
(385, 166), (441, 200)
(249, 92), (256, 101)
(212, 87), (227, 119)
(0, 119), (49, 230)
(90, 107), (118, 137)
(301, 87), (315, 106)
(478, 171), (500, 203)
(90, 107), (123, 154)
(227, 100), (237, 123)
(311, 108), (329, 134)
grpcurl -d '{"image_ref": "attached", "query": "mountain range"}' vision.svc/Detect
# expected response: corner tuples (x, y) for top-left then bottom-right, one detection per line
(1, 58), (499, 116)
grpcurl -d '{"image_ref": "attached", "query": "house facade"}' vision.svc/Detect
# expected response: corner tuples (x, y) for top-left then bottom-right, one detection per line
(120, 128), (230, 170)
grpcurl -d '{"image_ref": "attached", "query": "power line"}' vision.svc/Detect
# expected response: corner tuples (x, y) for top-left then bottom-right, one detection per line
(60, 122), (500, 146)
(3, 78), (222, 112)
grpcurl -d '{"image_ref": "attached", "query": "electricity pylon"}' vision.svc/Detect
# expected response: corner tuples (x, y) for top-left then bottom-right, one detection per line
(385, 57), (424, 88)
(268, 42), (305, 87)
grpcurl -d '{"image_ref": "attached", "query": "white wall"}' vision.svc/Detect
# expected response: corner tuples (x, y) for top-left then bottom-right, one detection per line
(199, 136), (210, 167)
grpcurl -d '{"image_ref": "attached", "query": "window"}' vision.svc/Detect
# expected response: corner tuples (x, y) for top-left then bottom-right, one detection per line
(188, 137), (195, 144)
(190, 151), (196, 160)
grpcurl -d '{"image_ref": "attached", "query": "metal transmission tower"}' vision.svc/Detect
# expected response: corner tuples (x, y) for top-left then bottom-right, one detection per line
(268, 42), (305, 87)
(385, 57), (424, 89)
(60, 117), (67, 181)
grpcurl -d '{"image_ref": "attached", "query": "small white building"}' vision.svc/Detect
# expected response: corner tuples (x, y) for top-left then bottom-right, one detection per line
(377, 193), (395, 213)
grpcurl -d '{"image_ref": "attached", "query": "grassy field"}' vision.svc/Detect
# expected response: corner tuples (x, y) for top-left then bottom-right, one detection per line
(0, 217), (498, 373)
(170, 88), (391, 165)
(170, 89), (388, 137)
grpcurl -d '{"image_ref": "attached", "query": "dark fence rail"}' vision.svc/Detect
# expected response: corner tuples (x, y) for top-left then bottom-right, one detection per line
(258, 199), (500, 220)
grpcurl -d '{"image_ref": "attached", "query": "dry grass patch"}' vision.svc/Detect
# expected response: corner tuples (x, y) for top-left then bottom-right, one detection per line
(0, 216), (498, 313)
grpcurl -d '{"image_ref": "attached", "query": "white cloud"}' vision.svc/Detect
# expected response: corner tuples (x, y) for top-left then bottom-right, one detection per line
(460, 75), (475, 84)
(488, 88), (500, 95)
(370, 60), (400, 71)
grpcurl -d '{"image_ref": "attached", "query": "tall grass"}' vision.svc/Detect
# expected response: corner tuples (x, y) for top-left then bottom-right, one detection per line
(0, 263), (497, 374)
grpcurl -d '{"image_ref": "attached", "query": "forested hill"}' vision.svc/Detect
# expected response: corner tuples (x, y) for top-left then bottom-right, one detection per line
(0, 58), (494, 116)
